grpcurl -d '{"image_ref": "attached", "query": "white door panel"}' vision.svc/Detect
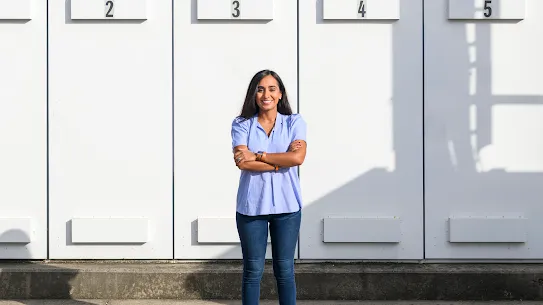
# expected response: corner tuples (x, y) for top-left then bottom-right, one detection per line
(0, 0), (47, 259)
(298, 0), (424, 259)
(49, 0), (172, 259)
(174, 0), (298, 259)
(424, 0), (543, 259)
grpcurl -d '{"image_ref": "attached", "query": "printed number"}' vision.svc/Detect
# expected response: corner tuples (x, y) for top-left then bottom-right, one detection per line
(105, 0), (114, 18)
(232, 0), (240, 18)
(483, 0), (492, 17)
(358, 0), (366, 18)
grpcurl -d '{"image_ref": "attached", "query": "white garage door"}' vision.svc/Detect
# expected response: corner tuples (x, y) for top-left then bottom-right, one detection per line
(48, 0), (173, 259)
(0, 0), (47, 259)
(424, 0), (543, 259)
(298, 0), (424, 259)
(173, 0), (298, 259)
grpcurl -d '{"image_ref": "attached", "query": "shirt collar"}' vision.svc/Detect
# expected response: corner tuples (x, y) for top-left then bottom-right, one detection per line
(253, 112), (284, 125)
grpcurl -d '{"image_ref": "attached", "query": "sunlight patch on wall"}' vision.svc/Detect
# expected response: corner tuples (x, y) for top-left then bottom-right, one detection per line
(478, 104), (543, 172)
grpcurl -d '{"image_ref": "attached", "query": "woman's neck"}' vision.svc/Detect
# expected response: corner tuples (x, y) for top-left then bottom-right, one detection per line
(258, 109), (278, 124)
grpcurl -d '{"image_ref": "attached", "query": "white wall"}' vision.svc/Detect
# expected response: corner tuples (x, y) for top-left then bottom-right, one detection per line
(0, 0), (541, 260)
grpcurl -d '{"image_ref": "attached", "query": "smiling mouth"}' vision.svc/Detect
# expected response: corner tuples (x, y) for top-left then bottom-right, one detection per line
(261, 100), (273, 105)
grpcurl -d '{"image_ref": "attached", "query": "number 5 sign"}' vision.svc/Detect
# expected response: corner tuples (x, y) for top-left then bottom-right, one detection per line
(448, 0), (526, 20)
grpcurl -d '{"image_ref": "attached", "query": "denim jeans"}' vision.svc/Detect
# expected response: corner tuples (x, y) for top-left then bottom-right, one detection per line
(236, 209), (301, 305)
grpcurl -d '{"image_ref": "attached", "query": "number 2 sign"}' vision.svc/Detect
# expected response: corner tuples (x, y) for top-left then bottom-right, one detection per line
(105, 0), (114, 18)
(70, 0), (146, 20)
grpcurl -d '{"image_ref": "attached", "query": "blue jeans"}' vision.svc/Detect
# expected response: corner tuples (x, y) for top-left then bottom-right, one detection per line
(236, 209), (301, 305)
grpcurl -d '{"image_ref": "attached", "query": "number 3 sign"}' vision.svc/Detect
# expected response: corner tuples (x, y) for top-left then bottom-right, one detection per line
(231, 0), (240, 18)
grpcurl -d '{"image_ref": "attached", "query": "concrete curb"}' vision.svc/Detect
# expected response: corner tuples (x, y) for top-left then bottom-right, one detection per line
(1, 261), (543, 300)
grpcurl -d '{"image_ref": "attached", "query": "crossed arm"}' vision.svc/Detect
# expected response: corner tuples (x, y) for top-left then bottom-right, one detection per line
(233, 140), (307, 171)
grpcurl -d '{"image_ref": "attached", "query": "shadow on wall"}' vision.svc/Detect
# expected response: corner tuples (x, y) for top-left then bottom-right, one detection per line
(180, 0), (543, 300)
(0, 229), (93, 304)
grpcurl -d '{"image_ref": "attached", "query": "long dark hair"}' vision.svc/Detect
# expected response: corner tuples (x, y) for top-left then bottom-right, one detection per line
(238, 70), (293, 119)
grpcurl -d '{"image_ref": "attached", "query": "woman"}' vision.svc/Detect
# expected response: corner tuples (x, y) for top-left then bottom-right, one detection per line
(231, 69), (307, 305)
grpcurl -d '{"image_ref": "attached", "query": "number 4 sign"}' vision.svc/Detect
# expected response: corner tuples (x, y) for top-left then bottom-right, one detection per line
(357, 0), (367, 18)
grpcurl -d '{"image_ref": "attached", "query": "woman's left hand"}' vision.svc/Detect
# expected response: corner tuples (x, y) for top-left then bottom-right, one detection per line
(288, 140), (303, 152)
(234, 148), (257, 165)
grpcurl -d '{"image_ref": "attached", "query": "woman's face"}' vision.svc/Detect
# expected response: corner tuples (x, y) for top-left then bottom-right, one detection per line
(255, 75), (282, 112)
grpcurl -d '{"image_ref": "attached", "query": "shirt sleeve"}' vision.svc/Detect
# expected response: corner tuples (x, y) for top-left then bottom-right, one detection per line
(231, 117), (249, 149)
(290, 114), (307, 142)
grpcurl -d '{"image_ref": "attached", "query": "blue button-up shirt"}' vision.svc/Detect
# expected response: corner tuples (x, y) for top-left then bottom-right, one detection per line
(231, 113), (307, 216)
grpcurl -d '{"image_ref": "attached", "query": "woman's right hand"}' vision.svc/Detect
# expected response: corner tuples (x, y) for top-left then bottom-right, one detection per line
(234, 147), (257, 165)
